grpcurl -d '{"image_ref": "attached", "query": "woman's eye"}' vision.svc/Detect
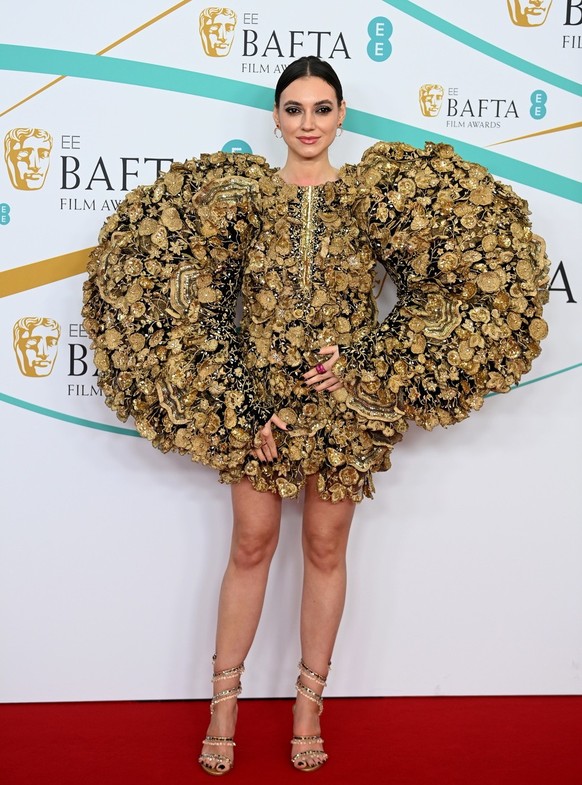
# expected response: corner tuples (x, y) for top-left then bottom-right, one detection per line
(317, 106), (332, 113)
(285, 107), (300, 114)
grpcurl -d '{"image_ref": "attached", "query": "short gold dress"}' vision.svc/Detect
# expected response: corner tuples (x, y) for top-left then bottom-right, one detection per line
(82, 142), (549, 502)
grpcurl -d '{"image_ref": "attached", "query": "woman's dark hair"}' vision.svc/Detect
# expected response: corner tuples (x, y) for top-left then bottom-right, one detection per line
(274, 56), (344, 106)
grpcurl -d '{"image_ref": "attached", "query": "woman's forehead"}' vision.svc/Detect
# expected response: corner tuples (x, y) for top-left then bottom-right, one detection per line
(280, 76), (336, 104)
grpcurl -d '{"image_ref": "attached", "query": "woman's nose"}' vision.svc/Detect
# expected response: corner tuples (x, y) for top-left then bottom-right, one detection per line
(301, 112), (316, 130)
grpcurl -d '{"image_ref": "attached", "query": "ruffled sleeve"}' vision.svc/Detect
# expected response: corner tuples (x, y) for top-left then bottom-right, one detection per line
(334, 141), (550, 430)
(82, 152), (272, 471)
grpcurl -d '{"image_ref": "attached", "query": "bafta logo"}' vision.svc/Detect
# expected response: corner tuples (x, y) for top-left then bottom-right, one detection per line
(4, 128), (53, 190)
(199, 7), (237, 57)
(419, 84), (445, 117)
(13, 317), (61, 377)
(507, 0), (553, 27)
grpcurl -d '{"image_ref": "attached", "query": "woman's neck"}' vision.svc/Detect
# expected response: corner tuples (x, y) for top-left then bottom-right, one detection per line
(277, 156), (339, 186)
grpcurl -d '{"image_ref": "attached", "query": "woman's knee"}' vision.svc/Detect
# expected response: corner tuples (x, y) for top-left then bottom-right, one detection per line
(302, 478), (354, 572)
(230, 523), (279, 570)
(230, 480), (281, 569)
(302, 526), (347, 573)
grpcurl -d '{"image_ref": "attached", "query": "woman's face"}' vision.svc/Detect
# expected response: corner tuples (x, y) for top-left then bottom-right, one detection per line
(273, 76), (346, 161)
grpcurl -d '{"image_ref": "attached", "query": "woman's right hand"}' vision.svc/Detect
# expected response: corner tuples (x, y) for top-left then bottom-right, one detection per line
(251, 413), (289, 462)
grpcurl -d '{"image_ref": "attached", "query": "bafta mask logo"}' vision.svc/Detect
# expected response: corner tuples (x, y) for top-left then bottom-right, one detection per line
(419, 84), (445, 117)
(4, 128), (53, 190)
(13, 317), (61, 377)
(507, 0), (553, 27)
(199, 7), (237, 57)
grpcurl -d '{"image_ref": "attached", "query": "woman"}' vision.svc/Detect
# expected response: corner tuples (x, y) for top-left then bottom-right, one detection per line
(197, 61), (352, 775)
(82, 57), (549, 775)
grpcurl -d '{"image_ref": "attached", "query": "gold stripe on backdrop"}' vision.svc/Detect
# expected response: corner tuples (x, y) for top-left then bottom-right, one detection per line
(96, 0), (192, 56)
(0, 248), (92, 298)
(0, 0), (193, 118)
(488, 121), (582, 147)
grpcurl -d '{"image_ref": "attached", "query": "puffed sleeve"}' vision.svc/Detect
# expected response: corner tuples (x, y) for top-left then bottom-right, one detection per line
(82, 152), (272, 471)
(334, 141), (550, 430)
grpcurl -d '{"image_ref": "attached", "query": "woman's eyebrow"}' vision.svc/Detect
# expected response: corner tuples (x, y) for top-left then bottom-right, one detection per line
(282, 99), (334, 107)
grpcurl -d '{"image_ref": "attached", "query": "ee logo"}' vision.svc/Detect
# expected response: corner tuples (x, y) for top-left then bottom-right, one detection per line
(530, 90), (547, 120)
(367, 17), (393, 61)
(222, 139), (252, 154)
(0, 203), (11, 225)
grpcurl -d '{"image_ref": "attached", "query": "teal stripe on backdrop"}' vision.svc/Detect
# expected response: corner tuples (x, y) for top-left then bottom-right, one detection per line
(2, 363), (581, 436)
(382, 0), (582, 97)
(0, 45), (580, 203)
(0, 44), (274, 110)
(0, 391), (140, 437)
(347, 109), (582, 203)
(485, 361), (582, 397)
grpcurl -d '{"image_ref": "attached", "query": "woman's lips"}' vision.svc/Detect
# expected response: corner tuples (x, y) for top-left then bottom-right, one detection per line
(297, 136), (320, 144)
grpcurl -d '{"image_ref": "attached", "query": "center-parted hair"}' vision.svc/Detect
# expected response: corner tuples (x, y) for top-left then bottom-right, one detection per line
(274, 56), (344, 106)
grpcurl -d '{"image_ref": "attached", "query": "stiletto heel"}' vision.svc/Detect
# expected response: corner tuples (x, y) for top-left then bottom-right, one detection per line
(198, 655), (244, 776)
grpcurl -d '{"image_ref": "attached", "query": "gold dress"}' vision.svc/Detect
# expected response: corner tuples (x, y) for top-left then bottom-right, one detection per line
(82, 141), (549, 502)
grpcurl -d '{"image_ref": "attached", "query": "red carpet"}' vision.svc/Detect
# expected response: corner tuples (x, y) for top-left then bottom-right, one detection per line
(1, 697), (581, 785)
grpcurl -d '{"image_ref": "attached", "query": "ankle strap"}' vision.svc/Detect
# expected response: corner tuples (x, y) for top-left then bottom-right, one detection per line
(211, 654), (245, 683)
(209, 655), (244, 715)
(295, 659), (331, 716)
(210, 683), (242, 714)
(296, 676), (324, 714)
(298, 659), (330, 687)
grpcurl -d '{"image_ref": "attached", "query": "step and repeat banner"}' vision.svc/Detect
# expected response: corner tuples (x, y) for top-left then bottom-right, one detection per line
(1, 1), (580, 701)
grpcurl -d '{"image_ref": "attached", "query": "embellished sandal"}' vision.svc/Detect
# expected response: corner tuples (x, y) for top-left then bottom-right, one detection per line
(291, 659), (330, 772)
(198, 655), (245, 776)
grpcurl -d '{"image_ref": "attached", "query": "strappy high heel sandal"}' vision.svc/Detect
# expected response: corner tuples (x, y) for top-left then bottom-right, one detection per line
(291, 659), (330, 772)
(198, 655), (245, 776)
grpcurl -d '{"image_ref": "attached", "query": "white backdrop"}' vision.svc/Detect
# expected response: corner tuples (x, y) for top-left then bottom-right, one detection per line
(0, 0), (580, 701)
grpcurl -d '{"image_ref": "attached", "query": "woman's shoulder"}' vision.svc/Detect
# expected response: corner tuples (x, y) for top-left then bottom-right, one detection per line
(153, 151), (276, 213)
(358, 140), (456, 164)
(352, 141), (419, 188)
(354, 139), (492, 190)
(176, 151), (273, 187)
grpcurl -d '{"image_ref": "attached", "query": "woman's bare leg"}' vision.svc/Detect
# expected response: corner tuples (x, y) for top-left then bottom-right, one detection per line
(200, 477), (282, 772)
(291, 473), (356, 768)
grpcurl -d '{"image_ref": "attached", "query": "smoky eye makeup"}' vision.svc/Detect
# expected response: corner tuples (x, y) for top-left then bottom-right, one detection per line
(283, 101), (334, 114)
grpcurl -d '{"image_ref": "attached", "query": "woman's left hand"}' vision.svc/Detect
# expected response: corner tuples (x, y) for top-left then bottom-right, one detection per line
(303, 345), (343, 392)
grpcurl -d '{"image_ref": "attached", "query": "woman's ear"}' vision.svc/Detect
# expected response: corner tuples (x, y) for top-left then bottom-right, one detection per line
(339, 100), (347, 126)
(273, 105), (280, 128)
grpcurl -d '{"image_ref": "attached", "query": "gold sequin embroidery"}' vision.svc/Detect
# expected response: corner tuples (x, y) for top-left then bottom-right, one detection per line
(299, 186), (317, 291)
(82, 143), (550, 504)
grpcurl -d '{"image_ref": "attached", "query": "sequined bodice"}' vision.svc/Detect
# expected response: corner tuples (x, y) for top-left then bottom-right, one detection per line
(240, 173), (378, 401)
